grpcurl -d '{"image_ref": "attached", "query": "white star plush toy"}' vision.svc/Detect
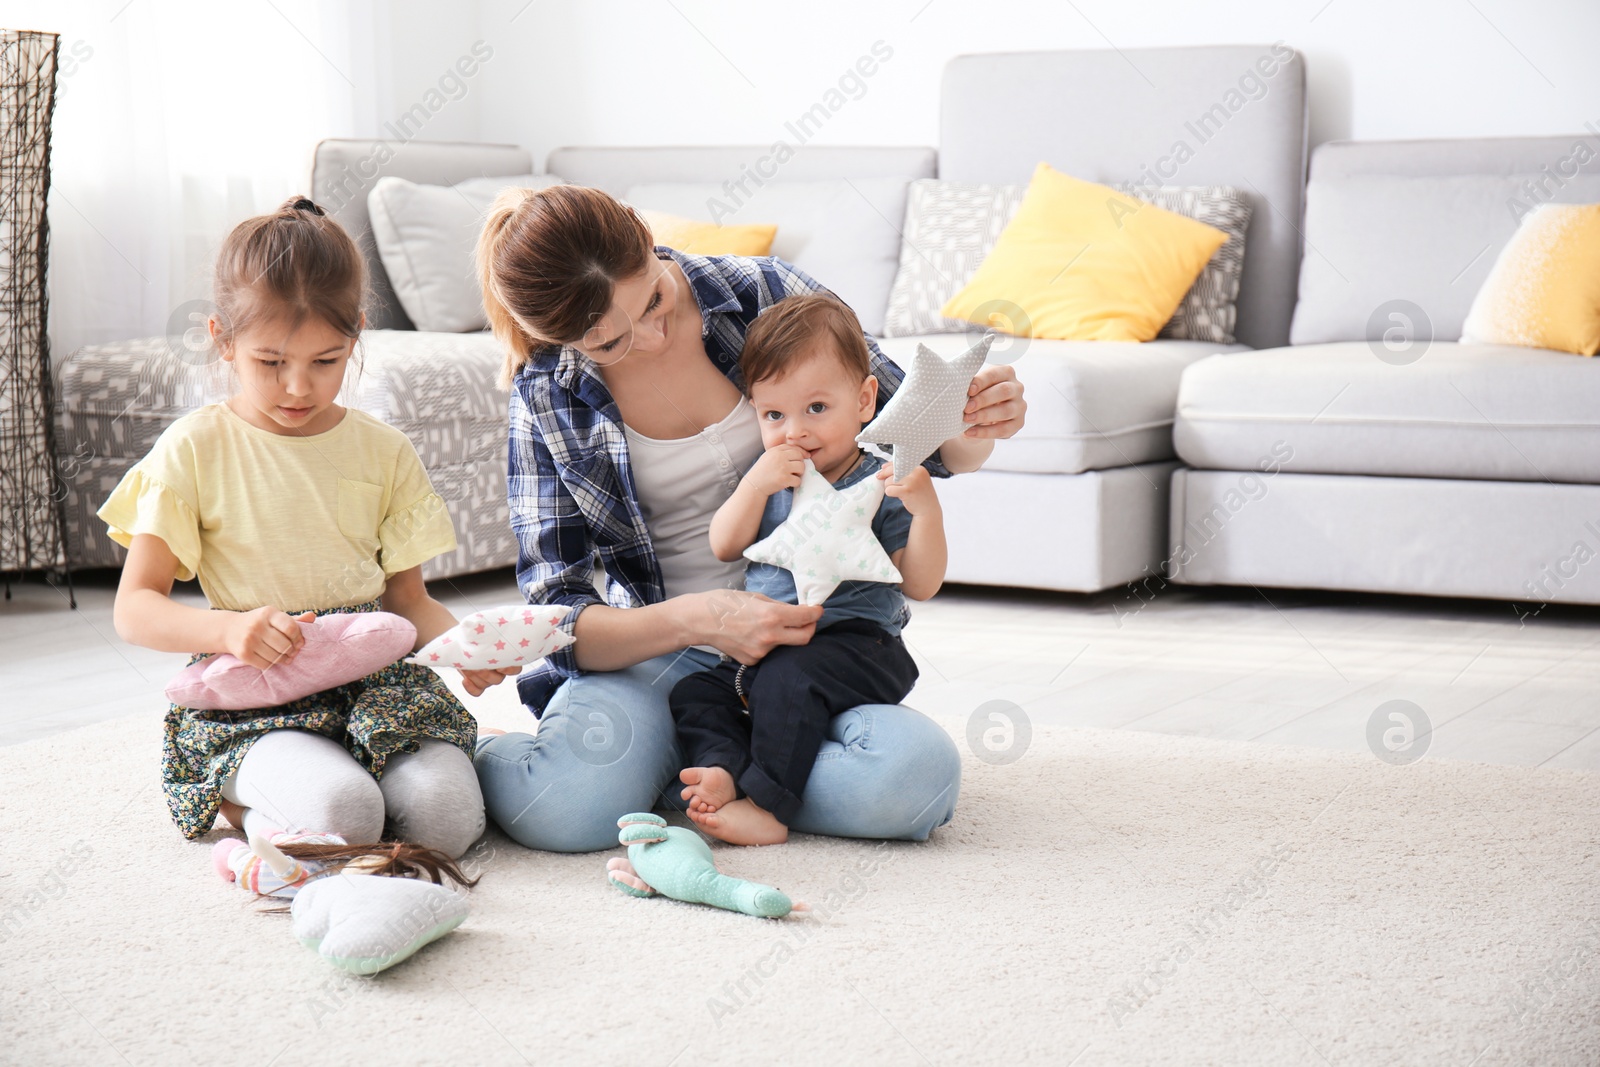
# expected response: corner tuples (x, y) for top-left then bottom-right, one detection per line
(857, 332), (995, 480)
(744, 459), (902, 605)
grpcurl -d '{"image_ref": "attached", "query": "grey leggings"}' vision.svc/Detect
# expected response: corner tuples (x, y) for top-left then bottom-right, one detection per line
(220, 729), (485, 860)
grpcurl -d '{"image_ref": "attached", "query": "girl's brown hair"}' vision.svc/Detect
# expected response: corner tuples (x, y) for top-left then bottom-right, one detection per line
(277, 840), (481, 888)
(475, 184), (654, 388)
(255, 839), (482, 914)
(212, 196), (367, 353)
(740, 293), (872, 392)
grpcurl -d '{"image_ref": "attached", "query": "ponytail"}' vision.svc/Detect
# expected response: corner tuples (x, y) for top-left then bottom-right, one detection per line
(474, 184), (654, 389)
(213, 195), (367, 351)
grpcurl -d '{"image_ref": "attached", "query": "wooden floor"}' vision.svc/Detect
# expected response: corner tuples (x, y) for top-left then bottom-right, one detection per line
(4, 567), (1597, 771)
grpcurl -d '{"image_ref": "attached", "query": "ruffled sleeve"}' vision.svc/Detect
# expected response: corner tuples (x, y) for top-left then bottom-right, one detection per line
(377, 447), (458, 576)
(97, 468), (204, 581)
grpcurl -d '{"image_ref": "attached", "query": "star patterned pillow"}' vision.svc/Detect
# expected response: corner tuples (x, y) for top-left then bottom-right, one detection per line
(407, 604), (574, 671)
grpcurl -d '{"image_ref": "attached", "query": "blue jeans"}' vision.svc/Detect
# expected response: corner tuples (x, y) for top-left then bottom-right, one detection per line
(473, 647), (962, 853)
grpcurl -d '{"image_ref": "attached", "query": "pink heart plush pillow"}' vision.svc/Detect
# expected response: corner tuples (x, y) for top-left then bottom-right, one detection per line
(406, 604), (573, 670)
(166, 612), (418, 712)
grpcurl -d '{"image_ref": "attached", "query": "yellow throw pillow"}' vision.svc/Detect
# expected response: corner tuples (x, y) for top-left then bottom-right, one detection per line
(638, 209), (777, 257)
(941, 162), (1228, 342)
(1461, 202), (1600, 356)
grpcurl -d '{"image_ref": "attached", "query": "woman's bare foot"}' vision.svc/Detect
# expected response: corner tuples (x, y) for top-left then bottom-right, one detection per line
(690, 797), (788, 845)
(479, 727), (507, 737)
(679, 766), (736, 815)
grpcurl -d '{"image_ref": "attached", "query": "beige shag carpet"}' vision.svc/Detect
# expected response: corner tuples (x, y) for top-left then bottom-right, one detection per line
(2, 712), (1597, 1066)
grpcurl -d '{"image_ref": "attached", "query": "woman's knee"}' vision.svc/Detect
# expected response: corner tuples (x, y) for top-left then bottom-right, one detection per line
(489, 790), (637, 854)
(476, 732), (673, 853)
(474, 671), (683, 853)
(381, 741), (486, 859)
(841, 704), (963, 840)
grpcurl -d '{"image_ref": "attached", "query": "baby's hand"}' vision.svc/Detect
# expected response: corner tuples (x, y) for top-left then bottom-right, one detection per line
(745, 443), (808, 496)
(224, 607), (315, 670)
(878, 465), (940, 517)
(458, 666), (521, 698)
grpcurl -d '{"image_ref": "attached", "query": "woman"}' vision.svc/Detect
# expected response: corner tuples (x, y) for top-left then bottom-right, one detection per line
(472, 184), (1027, 852)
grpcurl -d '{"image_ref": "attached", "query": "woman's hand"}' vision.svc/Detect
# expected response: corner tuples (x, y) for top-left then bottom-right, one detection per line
(458, 665), (522, 698)
(223, 607), (315, 670)
(961, 364), (1027, 439)
(689, 589), (824, 665)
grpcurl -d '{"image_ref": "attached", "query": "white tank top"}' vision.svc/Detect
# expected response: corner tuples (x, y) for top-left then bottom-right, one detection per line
(623, 398), (765, 604)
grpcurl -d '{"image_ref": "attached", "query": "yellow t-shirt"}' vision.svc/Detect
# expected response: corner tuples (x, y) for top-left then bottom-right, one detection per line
(97, 403), (457, 613)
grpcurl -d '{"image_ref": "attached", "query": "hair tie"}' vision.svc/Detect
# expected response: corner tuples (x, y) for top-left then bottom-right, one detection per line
(291, 197), (326, 217)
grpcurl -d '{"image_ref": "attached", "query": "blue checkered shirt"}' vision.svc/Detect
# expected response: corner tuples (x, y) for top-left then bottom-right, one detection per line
(508, 248), (951, 714)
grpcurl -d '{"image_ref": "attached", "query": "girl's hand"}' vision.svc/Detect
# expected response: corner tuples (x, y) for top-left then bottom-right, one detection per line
(458, 666), (521, 698)
(692, 589), (823, 665)
(878, 465), (940, 517)
(961, 364), (1027, 439)
(224, 607), (315, 670)
(746, 443), (808, 496)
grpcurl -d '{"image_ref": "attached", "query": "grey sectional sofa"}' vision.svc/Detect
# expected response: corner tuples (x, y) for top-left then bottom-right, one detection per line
(1170, 136), (1600, 607)
(907, 45), (1305, 592)
(62, 43), (1591, 610)
(56, 43), (1309, 597)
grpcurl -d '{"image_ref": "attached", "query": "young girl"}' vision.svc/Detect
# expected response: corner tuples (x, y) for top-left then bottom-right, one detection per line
(100, 195), (516, 861)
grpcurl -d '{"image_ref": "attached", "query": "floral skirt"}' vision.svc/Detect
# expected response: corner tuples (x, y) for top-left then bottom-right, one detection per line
(160, 599), (477, 840)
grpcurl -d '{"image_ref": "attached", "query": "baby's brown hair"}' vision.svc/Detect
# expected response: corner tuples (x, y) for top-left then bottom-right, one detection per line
(739, 293), (871, 393)
(212, 196), (367, 351)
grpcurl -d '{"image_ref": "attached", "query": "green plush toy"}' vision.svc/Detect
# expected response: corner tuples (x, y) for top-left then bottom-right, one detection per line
(605, 813), (806, 919)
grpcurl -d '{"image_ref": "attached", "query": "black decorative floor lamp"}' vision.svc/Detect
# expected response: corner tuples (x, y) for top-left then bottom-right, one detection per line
(0, 28), (74, 608)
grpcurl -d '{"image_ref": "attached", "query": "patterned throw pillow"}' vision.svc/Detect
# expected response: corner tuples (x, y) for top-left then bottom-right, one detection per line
(882, 178), (1252, 344)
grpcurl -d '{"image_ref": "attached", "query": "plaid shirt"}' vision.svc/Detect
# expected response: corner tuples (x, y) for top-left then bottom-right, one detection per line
(508, 247), (950, 713)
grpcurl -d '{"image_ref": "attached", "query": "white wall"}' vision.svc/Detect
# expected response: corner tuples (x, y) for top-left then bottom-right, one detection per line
(380, 0), (491, 147)
(5, 0), (1592, 349)
(474, 0), (1599, 166)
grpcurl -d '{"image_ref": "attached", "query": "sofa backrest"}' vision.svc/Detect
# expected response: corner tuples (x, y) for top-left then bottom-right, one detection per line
(938, 45), (1308, 351)
(548, 146), (938, 336)
(311, 138), (533, 331)
(1290, 135), (1600, 345)
(545, 145), (937, 196)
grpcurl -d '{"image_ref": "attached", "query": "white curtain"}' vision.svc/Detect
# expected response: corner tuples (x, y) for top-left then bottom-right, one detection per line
(0, 0), (392, 357)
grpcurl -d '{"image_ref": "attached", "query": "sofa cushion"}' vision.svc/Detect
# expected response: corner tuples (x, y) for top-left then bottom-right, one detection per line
(876, 334), (1243, 475)
(1462, 202), (1600, 357)
(1290, 169), (1600, 347)
(622, 179), (907, 336)
(937, 46), (1308, 350)
(637, 210), (776, 256)
(55, 330), (516, 580)
(940, 163), (1230, 343)
(367, 173), (562, 333)
(312, 139), (534, 331)
(883, 177), (1252, 344)
(1175, 341), (1600, 483)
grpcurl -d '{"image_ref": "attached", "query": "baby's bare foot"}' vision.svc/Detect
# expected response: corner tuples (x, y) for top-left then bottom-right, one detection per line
(679, 766), (736, 814)
(690, 797), (789, 846)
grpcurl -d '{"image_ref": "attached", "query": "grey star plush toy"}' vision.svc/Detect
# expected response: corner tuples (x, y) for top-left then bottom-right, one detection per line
(857, 332), (994, 480)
